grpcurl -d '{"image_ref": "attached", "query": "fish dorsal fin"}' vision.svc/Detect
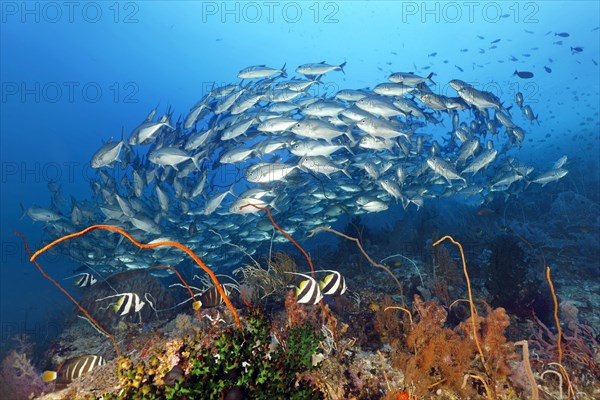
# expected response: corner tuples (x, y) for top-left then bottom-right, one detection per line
(296, 279), (309, 296)
(319, 274), (333, 290)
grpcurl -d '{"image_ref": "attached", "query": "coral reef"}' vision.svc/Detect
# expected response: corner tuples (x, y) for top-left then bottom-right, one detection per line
(0, 350), (52, 400)
(24, 217), (600, 400)
(101, 307), (324, 399)
(235, 252), (298, 304)
(393, 295), (517, 398)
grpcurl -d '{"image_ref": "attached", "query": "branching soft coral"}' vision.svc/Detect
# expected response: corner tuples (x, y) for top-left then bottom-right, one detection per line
(374, 295), (405, 345)
(397, 295), (477, 397)
(395, 296), (516, 398)
(0, 350), (51, 400)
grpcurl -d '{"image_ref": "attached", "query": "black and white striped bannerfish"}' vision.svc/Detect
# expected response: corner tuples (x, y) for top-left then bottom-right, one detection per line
(64, 273), (97, 287)
(317, 270), (347, 296)
(96, 292), (145, 316)
(43, 355), (105, 384)
(287, 272), (323, 305)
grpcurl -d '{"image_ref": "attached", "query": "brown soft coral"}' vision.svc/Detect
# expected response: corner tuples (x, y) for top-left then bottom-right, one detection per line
(0, 350), (52, 400)
(373, 295), (405, 345)
(397, 295), (477, 397)
(459, 306), (517, 397)
(394, 296), (516, 398)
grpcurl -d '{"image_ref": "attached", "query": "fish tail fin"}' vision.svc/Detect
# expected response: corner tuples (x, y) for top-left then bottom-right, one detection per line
(269, 198), (279, 213)
(339, 61), (347, 74)
(19, 203), (26, 220)
(343, 144), (355, 155)
(191, 153), (203, 171)
(280, 63), (287, 78)
(42, 371), (57, 382)
(341, 167), (352, 179)
(228, 183), (236, 197)
(426, 72), (436, 84)
(344, 128), (356, 144)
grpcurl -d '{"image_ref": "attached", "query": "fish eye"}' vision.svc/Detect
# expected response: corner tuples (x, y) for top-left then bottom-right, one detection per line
(295, 123), (301, 127)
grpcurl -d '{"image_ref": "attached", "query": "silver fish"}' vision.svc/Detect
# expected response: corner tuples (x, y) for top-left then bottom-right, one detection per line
(296, 61), (346, 76)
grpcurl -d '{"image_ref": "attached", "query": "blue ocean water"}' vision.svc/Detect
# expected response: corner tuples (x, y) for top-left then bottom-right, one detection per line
(0, 1), (599, 394)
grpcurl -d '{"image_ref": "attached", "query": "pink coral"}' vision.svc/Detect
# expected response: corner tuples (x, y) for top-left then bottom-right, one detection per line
(0, 350), (52, 399)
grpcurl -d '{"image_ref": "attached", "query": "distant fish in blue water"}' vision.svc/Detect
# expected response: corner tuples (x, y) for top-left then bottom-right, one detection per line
(515, 92), (524, 109)
(571, 47), (583, 54)
(593, 59), (598, 66)
(388, 72), (435, 85)
(553, 155), (568, 169)
(428, 52), (437, 57)
(523, 105), (539, 125)
(544, 66), (552, 73)
(491, 38), (501, 44)
(65, 273), (97, 288)
(19, 203), (61, 223)
(553, 41), (563, 45)
(531, 168), (569, 186)
(97, 292), (145, 316)
(91, 132), (126, 168)
(513, 70), (534, 79)
(296, 61), (346, 76)
(238, 64), (287, 79)
(455, 65), (464, 72)
(554, 32), (570, 37)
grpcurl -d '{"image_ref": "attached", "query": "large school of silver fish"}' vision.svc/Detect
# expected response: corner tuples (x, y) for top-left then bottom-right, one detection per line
(23, 61), (568, 274)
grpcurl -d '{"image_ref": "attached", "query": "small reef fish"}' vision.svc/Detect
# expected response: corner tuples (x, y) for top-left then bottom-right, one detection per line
(65, 273), (97, 287)
(318, 270), (347, 296)
(287, 272), (323, 305)
(43, 355), (105, 384)
(96, 292), (145, 316)
(192, 285), (227, 310)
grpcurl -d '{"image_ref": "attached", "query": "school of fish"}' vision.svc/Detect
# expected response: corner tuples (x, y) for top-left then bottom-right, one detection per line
(23, 61), (568, 275)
